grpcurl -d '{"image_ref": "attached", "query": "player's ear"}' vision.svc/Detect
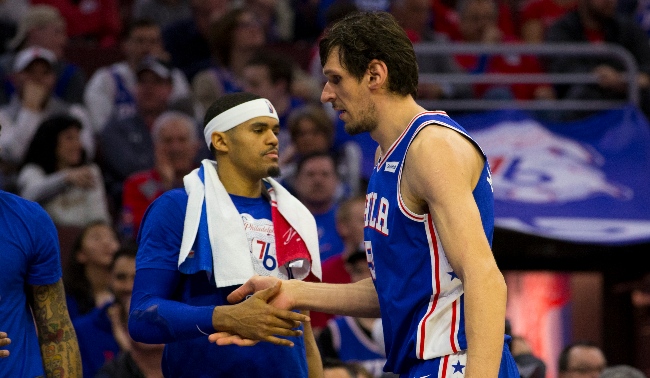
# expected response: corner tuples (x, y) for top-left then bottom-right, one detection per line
(211, 131), (230, 153)
(367, 59), (388, 90)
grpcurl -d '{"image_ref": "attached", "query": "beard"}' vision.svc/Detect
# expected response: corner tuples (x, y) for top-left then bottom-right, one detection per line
(267, 165), (281, 177)
(344, 101), (378, 135)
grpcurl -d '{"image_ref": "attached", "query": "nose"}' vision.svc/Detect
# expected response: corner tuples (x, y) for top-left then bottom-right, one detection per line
(321, 82), (335, 104)
(267, 129), (278, 146)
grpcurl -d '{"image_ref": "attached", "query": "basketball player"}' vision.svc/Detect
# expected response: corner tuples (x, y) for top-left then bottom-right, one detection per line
(211, 12), (519, 378)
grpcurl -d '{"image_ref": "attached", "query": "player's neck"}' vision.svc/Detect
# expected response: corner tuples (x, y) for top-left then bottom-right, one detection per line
(216, 162), (264, 198)
(371, 95), (425, 152)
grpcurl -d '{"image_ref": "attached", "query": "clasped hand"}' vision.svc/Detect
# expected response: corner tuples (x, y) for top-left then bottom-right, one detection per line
(209, 277), (304, 347)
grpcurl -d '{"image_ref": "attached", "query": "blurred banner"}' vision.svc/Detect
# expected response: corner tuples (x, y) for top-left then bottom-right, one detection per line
(457, 105), (650, 245)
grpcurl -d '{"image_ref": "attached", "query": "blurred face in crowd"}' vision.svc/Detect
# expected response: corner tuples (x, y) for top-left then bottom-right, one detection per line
(294, 155), (339, 208)
(191, 0), (229, 37)
(459, 0), (498, 42)
(111, 255), (136, 314)
(337, 198), (366, 247)
(77, 224), (120, 269)
(219, 116), (281, 180)
(392, 0), (431, 36)
(560, 345), (607, 378)
(123, 25), (164, 67)
(136, 71), (172, 114)
(292, 117), (331, 156)
(243, 64), (284, 106)
(15, 60), (57, 94)
(56, 126), (83, 168)
(583, 0), (617, 22)
(233, 11), (265, 50)
(155, 118), (198, 175)
(27, 20), (67, 59)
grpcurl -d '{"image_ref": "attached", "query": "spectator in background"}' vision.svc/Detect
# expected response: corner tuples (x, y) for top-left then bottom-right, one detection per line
(432, 0), (516, 42)
(0, 47), (94, 169)
(545, 0), (650, 120)
(74, 246), (165, 378)
(311, 195), (366, 332)
(391, 0), (474, 102)
(293, 152), (345, 262)
(99, 57), (174, 210)
(519, 0), (577, 43)
(322, 357), (375, 378)
(132, 0), (192, 29)
(600, 365), (647, 378)
(121, 111), (200, 241)
(1, 123), (82, 376)
(242, 50), (305, 147)
(558, 341), (607, 378)
(192, 6), (266, 114)
(32, 0), (121, 48)
(64, 220), (121, 319)
(162, 0), (229, 81)
(504, 319), (547, 378)
(1, 5), (85, 105)
(318, 250), (387, 378)
(84, 18), (191, 133)
(282, 104), (362, 198)
(454, 0), (555, 101)
(17, 114), (111, 227)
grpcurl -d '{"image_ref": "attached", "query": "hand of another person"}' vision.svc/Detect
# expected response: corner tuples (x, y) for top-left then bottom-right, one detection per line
(21, 81), (49, 111)
(209, 280), (307, 347)
(65, 166), (96, 188)
(0, 332), (10, 358)
(594, 65), (626, 92)
(107, 303), (132, 352)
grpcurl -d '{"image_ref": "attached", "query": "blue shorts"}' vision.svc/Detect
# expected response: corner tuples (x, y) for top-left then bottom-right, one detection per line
(400, 336), (519, 378)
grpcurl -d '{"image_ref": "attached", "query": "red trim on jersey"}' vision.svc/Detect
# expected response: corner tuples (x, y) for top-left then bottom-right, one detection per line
(418, 216), (442, 358)
(441, 354), (450, 377)
(450, 299), (459, 353)
(377, 111), (448, 170)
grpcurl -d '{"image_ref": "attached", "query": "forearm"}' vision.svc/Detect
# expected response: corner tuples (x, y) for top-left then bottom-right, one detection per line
(463, 266), (507, 378)
(18, 168), (68, 202)
(303, 311), (324, 378)
(31, 282), (82, 378)
(291, 278), (381, 318)
(128, 269), (215, 343)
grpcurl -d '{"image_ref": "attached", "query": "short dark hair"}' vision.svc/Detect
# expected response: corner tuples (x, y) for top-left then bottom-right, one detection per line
(110, 243), (138, 270)
(287, 104), (334, 144)
(322, 358), (356, 378)
(558, 341), (604, 372)
(23, 114), (86, 173)
(203, 92), (263, 154)
(246, 50), (294, 90)
(319, 11), (418, 98)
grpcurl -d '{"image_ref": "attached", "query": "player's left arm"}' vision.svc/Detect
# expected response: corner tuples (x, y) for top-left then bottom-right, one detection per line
(403, 126), (506, 378)
(30, 279), (82, 378)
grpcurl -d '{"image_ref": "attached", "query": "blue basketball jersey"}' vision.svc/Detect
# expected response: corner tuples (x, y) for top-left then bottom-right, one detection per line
(364, 111), (494, 374)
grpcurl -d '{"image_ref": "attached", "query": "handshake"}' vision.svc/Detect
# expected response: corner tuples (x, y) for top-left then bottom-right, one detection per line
(208, 276), (307, 348)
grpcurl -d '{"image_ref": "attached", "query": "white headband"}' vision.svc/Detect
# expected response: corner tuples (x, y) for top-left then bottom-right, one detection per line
(203, 98), (279, 147)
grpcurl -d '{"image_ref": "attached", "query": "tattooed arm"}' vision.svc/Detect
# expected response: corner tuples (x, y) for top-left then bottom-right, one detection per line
(30, 278), (82, 378)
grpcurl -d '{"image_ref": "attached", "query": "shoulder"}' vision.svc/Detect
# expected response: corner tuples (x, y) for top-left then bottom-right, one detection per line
(0, 190), (49, 220)
(144, 188), (188, 218)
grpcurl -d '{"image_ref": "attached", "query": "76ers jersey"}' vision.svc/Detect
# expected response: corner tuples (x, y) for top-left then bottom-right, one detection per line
(364, 111), (494, 374)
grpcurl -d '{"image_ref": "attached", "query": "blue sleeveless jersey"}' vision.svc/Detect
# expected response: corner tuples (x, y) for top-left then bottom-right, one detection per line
(364, 111), (494, 374)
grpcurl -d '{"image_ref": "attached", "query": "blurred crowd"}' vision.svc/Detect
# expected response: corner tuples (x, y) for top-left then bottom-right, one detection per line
(1, 0), (650, 377)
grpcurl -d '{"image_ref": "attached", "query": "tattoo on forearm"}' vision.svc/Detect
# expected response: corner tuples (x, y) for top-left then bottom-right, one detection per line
(31, 281), (82, 378)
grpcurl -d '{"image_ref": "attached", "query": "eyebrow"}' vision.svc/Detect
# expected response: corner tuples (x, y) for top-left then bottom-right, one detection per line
(250, 121), (280, 128)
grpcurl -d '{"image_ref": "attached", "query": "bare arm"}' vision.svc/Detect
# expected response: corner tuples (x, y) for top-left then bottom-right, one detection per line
(303, 311), (324, 378)
(403, 127), (506, 378)
(30, 279), (82, 378)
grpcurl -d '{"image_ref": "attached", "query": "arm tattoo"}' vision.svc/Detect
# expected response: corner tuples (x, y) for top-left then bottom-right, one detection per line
(31, 279), (82, 378)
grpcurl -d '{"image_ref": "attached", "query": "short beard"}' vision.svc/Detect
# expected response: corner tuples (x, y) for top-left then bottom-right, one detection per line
(344, 102), (378, 135)
(267, 166), (281, 177)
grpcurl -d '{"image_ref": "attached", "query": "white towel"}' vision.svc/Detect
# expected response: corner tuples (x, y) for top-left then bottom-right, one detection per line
(179, 159), (321, 288)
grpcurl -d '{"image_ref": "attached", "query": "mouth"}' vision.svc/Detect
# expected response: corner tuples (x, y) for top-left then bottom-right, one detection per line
(264, 149), (279, 159)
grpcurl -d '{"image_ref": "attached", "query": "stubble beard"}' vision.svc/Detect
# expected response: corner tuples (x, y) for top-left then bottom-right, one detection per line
(344, 101), (378, 136)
